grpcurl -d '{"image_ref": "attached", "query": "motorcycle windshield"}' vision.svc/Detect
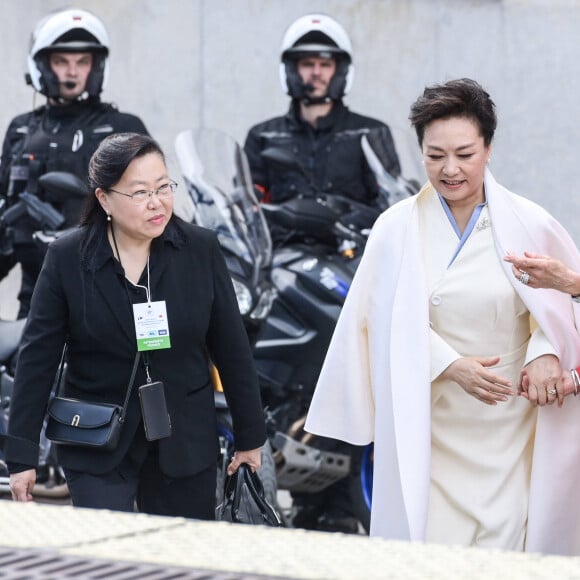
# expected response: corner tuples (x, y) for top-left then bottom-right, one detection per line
(174, 129), (272, 273)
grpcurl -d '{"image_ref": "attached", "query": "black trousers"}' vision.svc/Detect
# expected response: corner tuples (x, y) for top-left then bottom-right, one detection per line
(64, 445), (217, 520)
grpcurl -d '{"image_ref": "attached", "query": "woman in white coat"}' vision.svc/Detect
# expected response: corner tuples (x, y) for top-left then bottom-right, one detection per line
(305, 78), (580, 554)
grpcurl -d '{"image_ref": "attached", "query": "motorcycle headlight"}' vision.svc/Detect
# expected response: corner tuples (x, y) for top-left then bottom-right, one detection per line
(231, 278), (253, 316)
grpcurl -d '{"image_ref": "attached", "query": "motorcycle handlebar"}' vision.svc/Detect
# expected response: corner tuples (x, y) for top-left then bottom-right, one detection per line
(262, 194), (376, 247)
(331, 221), (368, 245)
(1, 193), (65, 231)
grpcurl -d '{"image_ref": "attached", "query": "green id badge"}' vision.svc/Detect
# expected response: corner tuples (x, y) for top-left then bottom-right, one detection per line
(133, 301), (171, 351)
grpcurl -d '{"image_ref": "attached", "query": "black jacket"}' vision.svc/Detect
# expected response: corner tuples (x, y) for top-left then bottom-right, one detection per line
(0, 98), (148, 227)
(0, 98), (149, 318)
(244, 100), (401, 205)
(4, 217), (266, 477)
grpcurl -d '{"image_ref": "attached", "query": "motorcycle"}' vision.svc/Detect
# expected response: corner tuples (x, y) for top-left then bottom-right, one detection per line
(0, 318), (26, 490)
(175, 128), (416, 531)
(0, 318), (70, 499)
(1, 166), (281, 512)
(0, 172), (83, 498)
(252, 153), (378, 532)
(174, 128), (281, 516)
(256, 138), (419, 531)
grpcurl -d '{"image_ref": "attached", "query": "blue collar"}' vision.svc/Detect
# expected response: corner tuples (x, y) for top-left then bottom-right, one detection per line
(437, 192), (487, 267)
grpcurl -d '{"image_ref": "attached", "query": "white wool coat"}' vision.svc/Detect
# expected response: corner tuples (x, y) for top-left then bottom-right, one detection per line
(305, 170), (580, 555)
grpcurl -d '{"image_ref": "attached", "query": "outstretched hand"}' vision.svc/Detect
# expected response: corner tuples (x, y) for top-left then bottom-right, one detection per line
(504, 251), (578, 293)
(440, 356), (514, 405)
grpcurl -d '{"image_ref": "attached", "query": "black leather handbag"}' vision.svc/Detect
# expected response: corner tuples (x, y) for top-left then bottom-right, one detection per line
(216, 463), (283, 527)
(45, 350), (140, 451)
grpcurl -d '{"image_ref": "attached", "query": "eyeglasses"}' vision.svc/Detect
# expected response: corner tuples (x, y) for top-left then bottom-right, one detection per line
(108, 181), (177, 205)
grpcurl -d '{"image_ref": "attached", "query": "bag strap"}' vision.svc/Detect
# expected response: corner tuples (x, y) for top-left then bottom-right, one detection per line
(238, 464), (282, 526)
(243, 465), (282, 526)
(220, 465), (247, 523)
(119, 351), (141, 422)
(53, 343), (68, 396)
(231, 467), (245, 522)
(54, 343), (140, 423)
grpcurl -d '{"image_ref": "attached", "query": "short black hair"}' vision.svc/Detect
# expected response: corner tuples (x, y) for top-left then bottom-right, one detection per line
(409, 78), (497, 147)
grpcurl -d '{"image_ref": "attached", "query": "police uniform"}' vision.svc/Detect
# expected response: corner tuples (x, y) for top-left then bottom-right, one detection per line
(0, 97), (148, 317)
(244, 100), (401, 205)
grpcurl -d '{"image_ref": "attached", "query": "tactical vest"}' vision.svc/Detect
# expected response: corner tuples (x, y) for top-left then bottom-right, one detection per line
(7, 104), (108, 195)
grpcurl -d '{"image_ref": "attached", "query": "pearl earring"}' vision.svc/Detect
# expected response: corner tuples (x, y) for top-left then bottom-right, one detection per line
(106, 213), (111, 222)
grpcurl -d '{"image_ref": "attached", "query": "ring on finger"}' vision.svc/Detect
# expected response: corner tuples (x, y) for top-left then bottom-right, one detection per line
(547, 387), (557, 397)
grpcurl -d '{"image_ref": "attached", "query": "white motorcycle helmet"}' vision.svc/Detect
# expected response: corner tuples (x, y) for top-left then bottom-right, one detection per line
(279, 13), (354, 103)
(27, 8), (110, 99)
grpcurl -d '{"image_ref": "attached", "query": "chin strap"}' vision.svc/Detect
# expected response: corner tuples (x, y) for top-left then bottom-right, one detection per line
(301, 95), (334, 107)
(51, 91), (90, 106)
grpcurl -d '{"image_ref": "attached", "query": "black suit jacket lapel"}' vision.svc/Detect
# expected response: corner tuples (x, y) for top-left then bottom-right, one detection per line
(148, 219), (186, 300)
(82, 222), (136, 346)
(149, 236), (169, 300)
(94, 261), (136, 345)
(82, 217), (184, 345)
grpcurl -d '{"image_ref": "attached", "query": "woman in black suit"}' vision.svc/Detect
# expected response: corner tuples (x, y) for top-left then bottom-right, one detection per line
(5, 133), (266, 519)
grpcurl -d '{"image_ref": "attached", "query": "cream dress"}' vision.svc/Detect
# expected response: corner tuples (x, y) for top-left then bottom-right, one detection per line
(306, 171), (580, 552)
(420, 191), (550, 550)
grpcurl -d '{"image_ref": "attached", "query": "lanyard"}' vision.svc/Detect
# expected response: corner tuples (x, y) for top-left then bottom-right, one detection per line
(111, 224), (151, 303)
(110, 222), (154, 378)
(142, 351), (152, 383)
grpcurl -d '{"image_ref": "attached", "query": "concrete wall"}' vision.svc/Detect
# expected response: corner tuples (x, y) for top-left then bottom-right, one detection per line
(1, 0), (579, 313)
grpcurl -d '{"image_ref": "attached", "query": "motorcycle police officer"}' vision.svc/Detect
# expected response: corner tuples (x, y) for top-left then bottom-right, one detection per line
(0, 8), (149, 318)
(244, 13), (401, 207)
(244, 14), (402, 534)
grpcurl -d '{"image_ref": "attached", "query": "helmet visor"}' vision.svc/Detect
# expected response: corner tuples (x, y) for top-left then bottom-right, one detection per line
(283, 44), (348, 62)
(39, 28), (108, 56)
